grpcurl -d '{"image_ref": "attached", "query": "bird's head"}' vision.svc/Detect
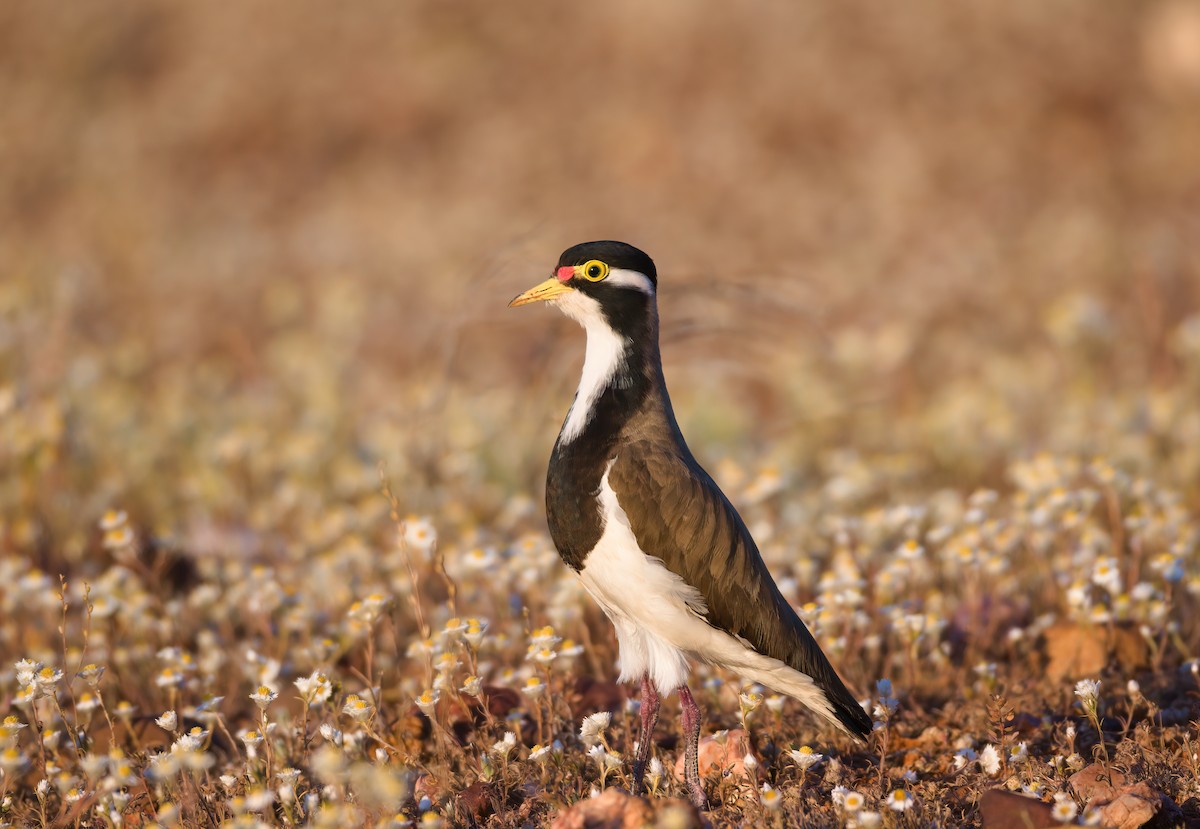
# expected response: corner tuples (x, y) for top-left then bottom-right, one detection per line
(509, 241), (657, 335)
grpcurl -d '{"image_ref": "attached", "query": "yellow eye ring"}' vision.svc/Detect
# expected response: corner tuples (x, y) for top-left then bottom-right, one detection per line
(580, 260), (609, 282)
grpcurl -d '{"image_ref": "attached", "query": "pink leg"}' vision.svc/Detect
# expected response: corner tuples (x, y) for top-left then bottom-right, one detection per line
(631, 675), (660, 795)
(678, 685), (708, 809)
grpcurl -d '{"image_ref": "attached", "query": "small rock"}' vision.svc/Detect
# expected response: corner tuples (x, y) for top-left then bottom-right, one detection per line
(1042, 622), (1149, 681)
(549, 789), (652, 829)
(673, 729), (759, 782)
(1094, 783), (1161, 829)
(1069, 764), (1128, 803)
(1069, 764), (1166, 829)
(978, 790), (1059, 829)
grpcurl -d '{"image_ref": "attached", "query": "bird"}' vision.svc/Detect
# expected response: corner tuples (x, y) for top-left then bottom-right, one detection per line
(509, 241), (872, 808)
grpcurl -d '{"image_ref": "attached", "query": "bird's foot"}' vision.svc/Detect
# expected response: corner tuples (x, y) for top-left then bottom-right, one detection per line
(686, 780), (709, 810)
(630, 674), (660, 799)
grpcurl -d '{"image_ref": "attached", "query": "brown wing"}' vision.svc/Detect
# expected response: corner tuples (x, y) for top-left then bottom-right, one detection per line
(609, 441), (872, 737)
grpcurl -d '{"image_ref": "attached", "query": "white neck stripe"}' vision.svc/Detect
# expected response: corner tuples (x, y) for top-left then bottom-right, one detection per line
(553, 290), (629, 445)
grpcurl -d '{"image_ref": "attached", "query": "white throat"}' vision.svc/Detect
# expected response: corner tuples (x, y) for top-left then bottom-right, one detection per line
(554, 291), (630, 445)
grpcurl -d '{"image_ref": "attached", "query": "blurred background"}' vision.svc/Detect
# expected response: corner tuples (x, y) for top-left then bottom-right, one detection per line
(2, 0), (1199, 556)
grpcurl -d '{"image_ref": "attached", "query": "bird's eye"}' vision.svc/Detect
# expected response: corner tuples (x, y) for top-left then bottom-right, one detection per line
(581, 260), (609, 282)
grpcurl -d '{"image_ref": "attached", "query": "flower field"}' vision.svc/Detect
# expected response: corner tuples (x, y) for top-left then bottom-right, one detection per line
(2, 2), (1199, 826)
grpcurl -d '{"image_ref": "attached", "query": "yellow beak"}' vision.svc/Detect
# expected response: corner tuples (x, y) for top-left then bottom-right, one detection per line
(509, 277), (573, 308)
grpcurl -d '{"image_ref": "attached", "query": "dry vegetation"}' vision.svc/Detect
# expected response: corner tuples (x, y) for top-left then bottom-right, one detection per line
(2, 2), (1200, 827)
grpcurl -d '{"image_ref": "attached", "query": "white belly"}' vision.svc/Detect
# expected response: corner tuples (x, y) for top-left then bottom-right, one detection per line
(577, 461), (843, 726)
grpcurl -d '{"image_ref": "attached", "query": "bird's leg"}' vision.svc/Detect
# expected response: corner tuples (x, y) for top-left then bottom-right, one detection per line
(631, 675), (660, 795)
(678, 685), (708, 809)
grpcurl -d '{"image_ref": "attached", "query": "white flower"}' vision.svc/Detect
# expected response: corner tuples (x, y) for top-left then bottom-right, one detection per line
(885, 789), (914, 812)
(155, 711), (178, 732)
(521, 677), (546, 699)
(953, 747), (978, 770)
(579, 712), (611, 747)
(460, 675), (483, 697)
(76, 664), (106, 687)
(739, 691), (763, 713)
(842, 790), (865, 812)
(1051, 793), (1078, 823)
(15, 659), (41, 689)
(855, 810), (883, 828)
(100, 510), (128, 531)
(529, 626), (561, 648)
(413, 689), (440, 717)
(1074, 679), (1101, 715)
(788, 745), (824, 770)
(647, 756), (663, 790)
(249, 685), (278, 710)
(1074, 678), (1100, 701)
(528, 743), (552, 762)
(319, 723), (343, 746)
(1091, 557), (1122, 594)
(404, 517), (437, 556)
(491, 731), (517, 760)
(979, 744), (1001, 775)
(343, 694), (375, 722)
(760, 783), (782, 810)
(294, 672), (332, 706)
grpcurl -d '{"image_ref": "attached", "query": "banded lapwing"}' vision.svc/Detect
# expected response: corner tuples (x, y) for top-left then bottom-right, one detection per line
(510, 241), (872, 807)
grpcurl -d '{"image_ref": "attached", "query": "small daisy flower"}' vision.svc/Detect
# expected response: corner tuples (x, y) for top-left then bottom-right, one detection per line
(294, 671), (333, 706)
(319, 723), (343, 746)
(579, 711), (611, 748)
(250, 685), (279, 711)
(647, 756), (663, 791)
(979, 744), (1001, 775)
(155, 668), (185, 689)
(788, 745), (824, 771)
(100, 510), (128, 531)
(529, 647), (557, 665)
(529, 743), (552, 762)
(842, 790), (866, 812)
(760, 783), (782, 811)
(413, 689), (440, 718)
(886, 789), (914, 812)
(460, 675), (483, 697)
(464, 547), (499, 570)
(1074, 679), (1101, 717)
(403, 517), (437, 556)
(155, 711), (178, 732)
(77, 664), (106, 687)
(1051, 793), (1078, 823)
(344, 694), (376, 722)
(434, 652), (461, 674)
(522, 677), (546, 698)
(529, 625), (561, 648)
(491, 731), (517, 760)
(739, 690), (763, 716)
(441, 617), (468, 637)
(463, 619), (488, 650)
(34, 666), (64, 696)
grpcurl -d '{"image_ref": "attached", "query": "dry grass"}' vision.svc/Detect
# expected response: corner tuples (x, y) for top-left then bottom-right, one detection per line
(1, 2), (1200, 826)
